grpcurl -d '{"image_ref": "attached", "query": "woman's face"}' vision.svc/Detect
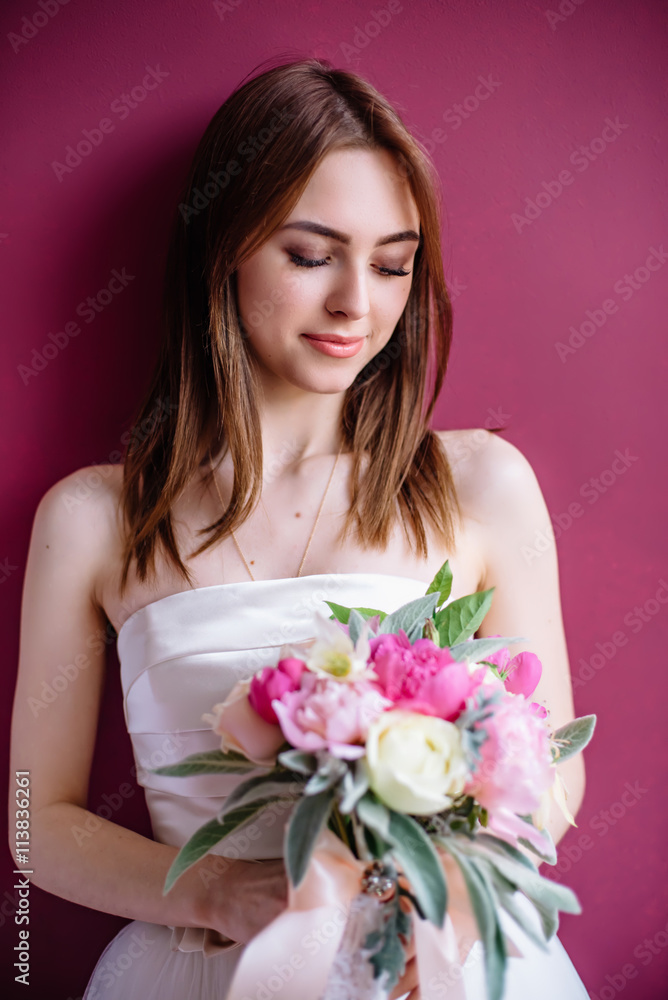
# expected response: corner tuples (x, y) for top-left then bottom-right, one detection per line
(235, 146), (421, 396)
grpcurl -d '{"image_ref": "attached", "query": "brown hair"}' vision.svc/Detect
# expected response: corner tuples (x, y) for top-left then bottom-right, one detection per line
(118, 56), (462, 593)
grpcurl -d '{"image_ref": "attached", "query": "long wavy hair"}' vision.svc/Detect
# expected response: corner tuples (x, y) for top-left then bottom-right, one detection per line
(118, 56), (463, 593)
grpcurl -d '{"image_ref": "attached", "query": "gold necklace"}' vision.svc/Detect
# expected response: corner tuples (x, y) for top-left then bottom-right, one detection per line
(207, 439), (344, 581)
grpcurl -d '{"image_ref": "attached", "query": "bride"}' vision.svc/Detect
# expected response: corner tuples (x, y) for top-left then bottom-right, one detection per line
(9, 58), (589, 998)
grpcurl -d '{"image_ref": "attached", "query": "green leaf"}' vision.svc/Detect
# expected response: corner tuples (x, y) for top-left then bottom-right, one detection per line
(285, 788), (334, 887)
(152, 749), (261, 777)
(324, 601), (387, 624)
(426, 559), (453, 606)
(357, 793), (391, 841)
(518, 829), (557, 866)
(277, 749), (318, 775)
(551, 715), (597, 763)
(443, 842), (507, 1000)
(376, 593), (440, 640)
(483, 866), (550, 952)
(347, 607), (368, 645)
(435, 588), (495, 647)
(304, 756), (348, 795)
(443, 832), (578, 940)
(219, 770), (302, 816)
(164, 798), (276, 893)
(338, 762), (370, 814)
(364, 892), (409, 991)
(448, 636), (526, 663)
(471, 855), (549, 951)
(471, 841), (581, 921)
(386, 811), (447, 928)
(474, 833), (539, 872)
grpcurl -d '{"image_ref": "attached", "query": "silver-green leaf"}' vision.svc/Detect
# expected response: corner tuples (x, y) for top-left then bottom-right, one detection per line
(386, 810), (447, 928)
(448, 636), (526, 663)
(376, 593), (440, 639)
(285, 788), (334, 887)
(551, 715), (597, 763)
(219, 770), (302, 817)
(164, 797), (276, 893)
(152, 749), (262, 777)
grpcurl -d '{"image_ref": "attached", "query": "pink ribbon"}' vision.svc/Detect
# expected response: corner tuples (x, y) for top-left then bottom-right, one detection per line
(224, 829), (470, 1000)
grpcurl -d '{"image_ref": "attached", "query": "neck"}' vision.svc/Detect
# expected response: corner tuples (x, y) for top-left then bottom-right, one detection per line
(203, 382), (348, 472)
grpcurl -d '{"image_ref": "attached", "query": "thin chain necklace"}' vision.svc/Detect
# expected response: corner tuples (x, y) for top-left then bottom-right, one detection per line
(207, 439), (344, 581)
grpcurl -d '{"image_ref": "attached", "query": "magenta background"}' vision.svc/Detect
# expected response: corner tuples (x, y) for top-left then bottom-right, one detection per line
(2, 0), (667, 997)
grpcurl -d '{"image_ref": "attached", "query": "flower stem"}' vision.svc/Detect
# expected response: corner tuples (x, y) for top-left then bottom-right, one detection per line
(330, 803), (356, 854)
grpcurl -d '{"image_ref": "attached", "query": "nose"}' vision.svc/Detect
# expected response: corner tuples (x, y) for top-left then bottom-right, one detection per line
(324, 262), (371, 321)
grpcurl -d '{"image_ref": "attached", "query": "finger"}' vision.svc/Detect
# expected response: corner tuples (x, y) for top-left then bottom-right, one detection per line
(389, 956), (419, 998)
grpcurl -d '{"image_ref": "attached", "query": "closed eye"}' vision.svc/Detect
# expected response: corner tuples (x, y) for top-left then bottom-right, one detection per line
(288, 251), (411, 277)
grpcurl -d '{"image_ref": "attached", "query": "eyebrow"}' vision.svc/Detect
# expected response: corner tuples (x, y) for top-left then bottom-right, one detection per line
(278, 220), (421, 248)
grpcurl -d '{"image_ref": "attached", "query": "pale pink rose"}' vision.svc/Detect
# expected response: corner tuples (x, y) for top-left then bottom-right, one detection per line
(272, 672), (392, 759)
(203, 679), (286, 767)
(369, 631), (484, 721)
(248, 657), (307, 724)
(466, 694), (553, 816)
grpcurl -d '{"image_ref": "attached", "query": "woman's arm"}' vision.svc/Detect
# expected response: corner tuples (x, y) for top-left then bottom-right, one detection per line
(7, 468), (287, 942)
(459, 430), (586, 850)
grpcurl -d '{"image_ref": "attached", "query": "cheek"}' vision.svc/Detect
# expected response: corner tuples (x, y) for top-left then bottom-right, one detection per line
(377, 283), (411, 330)
(237, 262), (314, 336)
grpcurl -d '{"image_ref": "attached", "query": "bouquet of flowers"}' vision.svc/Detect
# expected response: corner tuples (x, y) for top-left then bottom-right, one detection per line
(155, 561), (595, 1000)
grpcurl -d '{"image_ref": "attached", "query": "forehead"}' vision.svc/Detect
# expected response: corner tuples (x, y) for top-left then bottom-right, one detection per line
(284, 147), (420, 240)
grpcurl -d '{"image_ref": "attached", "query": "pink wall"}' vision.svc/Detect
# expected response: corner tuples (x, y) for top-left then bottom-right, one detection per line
(2, 0), (666, 997)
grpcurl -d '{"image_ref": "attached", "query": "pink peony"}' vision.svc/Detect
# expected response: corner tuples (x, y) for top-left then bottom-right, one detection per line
(203, 680), (286, 767)
(272, 672), (392, 759)
(466, 694), (554, 817)
(249, 657), (307, 724)
(483, 638), (543, 698)
(369, 631), (483, 722)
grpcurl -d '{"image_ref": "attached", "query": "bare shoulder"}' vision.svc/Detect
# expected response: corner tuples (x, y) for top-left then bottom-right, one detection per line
(32, 463), (125, 608)
(435, 428), (545, 526)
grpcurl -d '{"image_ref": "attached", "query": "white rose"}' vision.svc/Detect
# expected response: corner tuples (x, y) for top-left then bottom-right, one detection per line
(365, 710), (468, 816)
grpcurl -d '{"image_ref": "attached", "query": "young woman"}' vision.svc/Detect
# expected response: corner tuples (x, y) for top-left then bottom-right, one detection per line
(9, 58), (589, 999)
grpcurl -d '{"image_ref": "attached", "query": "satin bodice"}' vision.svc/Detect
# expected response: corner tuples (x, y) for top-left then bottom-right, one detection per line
(118, 572), (430, 859)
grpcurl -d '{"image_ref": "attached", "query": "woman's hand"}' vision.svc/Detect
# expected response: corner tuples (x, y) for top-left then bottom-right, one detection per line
(200, 857), (289, 944)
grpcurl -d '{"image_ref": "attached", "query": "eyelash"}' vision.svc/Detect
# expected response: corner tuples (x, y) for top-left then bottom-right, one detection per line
(288, 251), (411, 278)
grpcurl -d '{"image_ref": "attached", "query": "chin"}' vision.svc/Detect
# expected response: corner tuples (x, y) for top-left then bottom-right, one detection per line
(283, 364), (361, 396)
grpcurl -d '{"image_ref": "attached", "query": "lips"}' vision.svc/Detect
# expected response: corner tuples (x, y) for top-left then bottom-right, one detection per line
(302, 333), (365, 358)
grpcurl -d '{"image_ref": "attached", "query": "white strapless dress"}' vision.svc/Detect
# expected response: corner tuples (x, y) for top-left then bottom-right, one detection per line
(83, 573), (589, 1000)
